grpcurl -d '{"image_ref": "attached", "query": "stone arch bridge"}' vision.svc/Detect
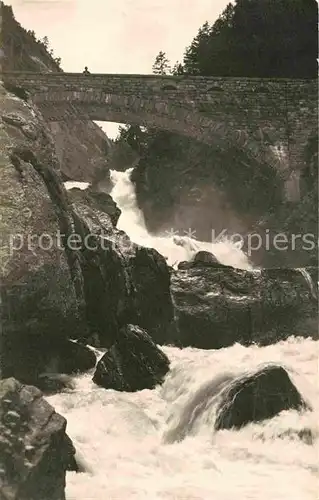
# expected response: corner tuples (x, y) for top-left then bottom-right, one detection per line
(2, 72), (317, 200)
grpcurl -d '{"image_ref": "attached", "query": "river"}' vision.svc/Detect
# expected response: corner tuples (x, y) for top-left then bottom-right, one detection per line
(59, 171), (318, 500)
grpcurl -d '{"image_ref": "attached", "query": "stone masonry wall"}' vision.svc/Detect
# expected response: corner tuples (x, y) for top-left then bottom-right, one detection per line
(2, 71), (317, 200)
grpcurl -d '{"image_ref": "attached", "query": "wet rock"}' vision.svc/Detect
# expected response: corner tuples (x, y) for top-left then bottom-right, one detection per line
(93, 324), (170, 391)
(2, 4), (113, 183)
(0, 377), (75, 500)
(0, 83), (87, 384)
(129, 245), (176, 344)
(215, 365), (310, 430)
(69, 187), (176, 347)
(33, 340), (96, 394)
(192, 250), (222, 267)
(177, 260), (192, 270)
(66, 454), (83, 473)
(36, 374), (76, 395)
(170, 265), (318, 349)
(69, 187), (121, 227)
(53, 340), (97, 375)
(253, 426), (314, 445)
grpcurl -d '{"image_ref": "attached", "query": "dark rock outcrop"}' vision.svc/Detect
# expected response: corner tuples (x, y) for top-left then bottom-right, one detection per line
(1, 2), (112, 183)
(129, 245), (176, 344)
(0, 78), (175, 383)
(68, 187), (176, 346)
(21, 341), (95, 394)
(0, 82), (88, 384)
(131, 130), (317, 269)
(131, 133), (282, 251)
(177, 251), (225, 270)
(36, 374), (76, 395)
(193, 250), (221, 267)
(215, 365), (309, 430)
(0, 377), (75, 500)
(93, 324), (170, 391)
(171, 264), (318, 349)
(46, 340), (97, 375)
(70, 187), (121, 227)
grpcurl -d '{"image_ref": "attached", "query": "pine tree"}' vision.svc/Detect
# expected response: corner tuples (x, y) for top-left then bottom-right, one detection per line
(41, 36), (49, 49)
(54, 57), (62, 67)
(182, 0), (317, 78)
(152, 51), (171, 75)
(172, 61), (184, 75)
(183, 22), (212, 75)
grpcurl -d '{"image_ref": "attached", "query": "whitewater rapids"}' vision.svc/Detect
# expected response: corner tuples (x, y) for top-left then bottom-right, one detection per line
(108, 169), (253, 269)
(48, 339), (318, 500)
(60, 171), (318, 500)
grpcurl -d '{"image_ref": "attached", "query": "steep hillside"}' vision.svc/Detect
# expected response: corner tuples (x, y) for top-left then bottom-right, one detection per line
(131, 128), (318, 267)
(1, 2), (112, 182)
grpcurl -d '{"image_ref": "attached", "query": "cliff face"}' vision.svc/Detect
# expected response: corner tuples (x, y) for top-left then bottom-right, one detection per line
(132, 128), (318, 268)
(131, 132), (282, 246)
(0, 80), (87, 383)
(0, 80), (175, 383)
(1, 2), (112, 182)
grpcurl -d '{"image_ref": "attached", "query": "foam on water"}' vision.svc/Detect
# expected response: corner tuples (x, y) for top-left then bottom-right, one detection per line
(47, 337), (318, 500)
(57, 170), (318, 499)
(64, 170), (252, 269)
(65, 181), (90, 190)
(109, 169), (252, 270)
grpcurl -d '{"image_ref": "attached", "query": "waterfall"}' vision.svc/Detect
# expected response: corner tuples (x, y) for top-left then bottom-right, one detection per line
(60, 173), (318, 500)
(109, 168), (253, 270)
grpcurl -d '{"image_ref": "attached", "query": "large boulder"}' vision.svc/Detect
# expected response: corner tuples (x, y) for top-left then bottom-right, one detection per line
(70, 187), (121, 227)
(0, 83), (87, 383)
(16, 340), (96, 394)
(68, 187), (176, 346)
(170, 264), (318, 349)
(0, 377), (75, 500)
(36, 374), (76, 395)
(35, 339), (96, 377)
(128, 245), (176, 344)
(164, 365), (310, 444)
(53, 340), (96, 374)
(215, 365), (310, 430)
(192, 250), (222, 267)
(93, 324), (170, 391)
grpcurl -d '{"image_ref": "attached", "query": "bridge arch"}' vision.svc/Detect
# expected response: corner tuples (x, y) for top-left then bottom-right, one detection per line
(2, 72), (317, 200)
(35, 91), (280, 170)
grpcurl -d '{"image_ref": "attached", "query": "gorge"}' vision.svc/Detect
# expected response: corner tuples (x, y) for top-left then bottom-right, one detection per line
(0, 1), (318, 500)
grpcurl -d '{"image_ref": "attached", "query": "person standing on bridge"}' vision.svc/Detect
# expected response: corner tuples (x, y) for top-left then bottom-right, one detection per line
(83, 66), (90, 75)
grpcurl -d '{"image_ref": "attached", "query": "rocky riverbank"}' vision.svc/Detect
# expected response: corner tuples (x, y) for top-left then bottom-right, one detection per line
(0, 80), (175, 387)
(170, 257), (318, 349)
(1, 75), (318, 384)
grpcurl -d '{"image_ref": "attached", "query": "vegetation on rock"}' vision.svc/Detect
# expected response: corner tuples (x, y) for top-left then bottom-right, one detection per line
(116, 0), (318, 266)
(26, 31), (62, 68)
(182, 0), (317, 78)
